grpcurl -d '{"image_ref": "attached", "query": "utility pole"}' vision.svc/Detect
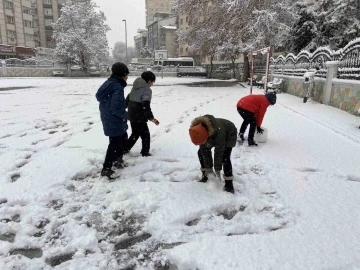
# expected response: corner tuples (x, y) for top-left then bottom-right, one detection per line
(122, 19), (128, 64)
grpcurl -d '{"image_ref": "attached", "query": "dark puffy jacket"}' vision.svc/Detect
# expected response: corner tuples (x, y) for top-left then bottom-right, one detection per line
(237, 95), (270, 126)
(190, 115), (237, 171)
(125, 77), (154, 123)
(95, 75), (128, 137)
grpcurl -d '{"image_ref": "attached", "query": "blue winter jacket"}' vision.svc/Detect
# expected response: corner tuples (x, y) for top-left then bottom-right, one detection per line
(95, 75), (128, 137)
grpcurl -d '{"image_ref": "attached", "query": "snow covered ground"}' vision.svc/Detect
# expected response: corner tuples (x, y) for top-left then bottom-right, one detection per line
(1, 76), (360, 270)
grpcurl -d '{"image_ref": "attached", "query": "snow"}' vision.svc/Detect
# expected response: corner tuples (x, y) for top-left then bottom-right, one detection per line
(1, 76), (360, 269)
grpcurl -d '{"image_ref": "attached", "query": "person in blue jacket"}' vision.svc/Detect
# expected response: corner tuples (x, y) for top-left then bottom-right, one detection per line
(95, 62), (129, 178)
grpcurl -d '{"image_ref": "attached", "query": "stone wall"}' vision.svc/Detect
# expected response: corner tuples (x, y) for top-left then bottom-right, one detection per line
(330, 79), (360, 115)
(273, 75), (326, 104)
(5, 67), (66, 77)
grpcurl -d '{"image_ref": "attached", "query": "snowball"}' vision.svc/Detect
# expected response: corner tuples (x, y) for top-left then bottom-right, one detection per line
(254, 127), (268, 143)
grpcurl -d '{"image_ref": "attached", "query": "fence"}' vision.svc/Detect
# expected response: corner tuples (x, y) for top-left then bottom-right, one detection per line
(270, 37), (360, 80)
(266, 38), (360, 116)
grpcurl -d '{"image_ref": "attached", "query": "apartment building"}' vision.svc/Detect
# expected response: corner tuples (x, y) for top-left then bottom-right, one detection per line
(178, 12), (189, 57)
(134, 28), (148, 54)
(147, 15), (177, 56)
(0, 0), (66, 59)
(31, 0), (64, 48)
(0, 0), (36, 55)
(145, 0), (173, 26)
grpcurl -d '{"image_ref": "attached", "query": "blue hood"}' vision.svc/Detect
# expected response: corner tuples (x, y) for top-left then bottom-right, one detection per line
(96, 76), (127, 102)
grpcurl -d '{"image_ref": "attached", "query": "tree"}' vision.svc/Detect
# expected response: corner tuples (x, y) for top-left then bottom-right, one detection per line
(284, 2), (318, 53)
(175, 0), (297, 79)
(53, 0), (110, 72)
(140, 46), (154, 58)
(285, 0), (360, 51)
(112, 42), (137, 63)
(218, 41), (242, 78)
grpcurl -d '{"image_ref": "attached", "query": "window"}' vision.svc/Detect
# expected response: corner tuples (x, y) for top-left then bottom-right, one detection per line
(45, 19), (53, 26)
(47, 41), (55, 47)
(44, 8), (53, 16)
(25, 34), (34, 41)
(6, 16), (15, 24)
(4, 1), (13, 9)
(43, 0), (52, 4)
(23, 7), (35, 15)
(180, 18), (183, 25)
(180, 47), (183, 54)
(24, 20), (35, 28)
(7, 30), (16, 39)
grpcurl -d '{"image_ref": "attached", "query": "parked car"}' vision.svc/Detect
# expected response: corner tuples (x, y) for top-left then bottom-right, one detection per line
(52, 71), (65, 77)
(71, 65), (82, 71)
(215, 67), (230, 73)
(89, 66), (100, 76)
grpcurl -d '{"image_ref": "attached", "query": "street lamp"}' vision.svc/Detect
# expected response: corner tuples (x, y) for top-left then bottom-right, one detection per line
(122, 19), (128, 64)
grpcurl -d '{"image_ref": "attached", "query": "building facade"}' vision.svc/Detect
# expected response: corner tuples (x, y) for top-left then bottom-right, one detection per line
(145, 0), (173, 26)
(0, 0), (36, 49)
(147, 15), (177, 56)
(177, 12), (189, 57)
(134, 28), (148, 54)
(0, 0), (65, 58)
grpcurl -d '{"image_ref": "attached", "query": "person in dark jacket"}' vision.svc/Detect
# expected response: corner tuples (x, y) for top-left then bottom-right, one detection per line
(95, 62), (129, 178)
(189, 115), (237, 194)
(236, 92), (276, 146)
(125, 71), (159, 157)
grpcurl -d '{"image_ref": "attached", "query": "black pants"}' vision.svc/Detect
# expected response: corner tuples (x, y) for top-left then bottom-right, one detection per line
(198, 148), (233, 177)
(237, 108), (257, 141)
(126, 122), (150, 154)
(103, 133), (127, 169)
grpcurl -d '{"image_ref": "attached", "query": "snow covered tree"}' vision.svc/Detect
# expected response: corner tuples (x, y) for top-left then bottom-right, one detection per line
(112, 42), (137, 63)
(284, 2), (319, 53)
(53, 0), (110, 71)
(217, 41), (242, 78)
(175, 0), (297, 79)
(140, 47), (154, 58)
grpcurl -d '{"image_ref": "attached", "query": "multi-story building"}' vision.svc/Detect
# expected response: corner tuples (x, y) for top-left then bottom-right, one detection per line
(147, 15), (177, 57)
(32, 0), (65, 49)
(177, 12), (190, 57)
(0, 0), (36, 56)
(145, 0), (173, 26)
(134, 28), (148, 55)
(0, 0), (66, 58)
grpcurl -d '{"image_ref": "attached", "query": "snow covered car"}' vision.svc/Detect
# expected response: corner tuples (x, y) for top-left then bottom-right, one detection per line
(215, 67), (230, 73)
(70, 65), (82, 71)
(52, 71), (65, 77)
(89, 66), (100, 76)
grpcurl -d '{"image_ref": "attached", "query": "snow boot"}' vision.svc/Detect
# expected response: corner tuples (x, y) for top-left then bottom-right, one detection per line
(114, 158), (127, 169)
(223, 178), (234, 194)
(101, 167), (115, 178)
(239, 133), (245, 142)
(141, 152), (152, 157)
(198, 171), (208, 183)
(248, 139), (258, 146)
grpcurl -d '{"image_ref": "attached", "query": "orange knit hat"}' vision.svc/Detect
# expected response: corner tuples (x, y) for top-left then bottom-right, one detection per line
(189, 124), (208, 145)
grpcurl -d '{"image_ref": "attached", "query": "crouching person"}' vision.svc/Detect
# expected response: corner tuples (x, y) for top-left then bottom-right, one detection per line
(236, 92), (276, 146)
(189, 115), (237, 194)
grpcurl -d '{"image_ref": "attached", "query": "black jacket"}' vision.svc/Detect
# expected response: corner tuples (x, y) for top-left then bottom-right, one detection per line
(190, 115), (237, 171)
(126, 77), (154, 123)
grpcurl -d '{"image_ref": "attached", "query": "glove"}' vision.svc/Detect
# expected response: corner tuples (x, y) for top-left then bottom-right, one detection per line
(214, 170), (221, 178)
(257, 126), (264, 134)
(151, 118), (160, 125)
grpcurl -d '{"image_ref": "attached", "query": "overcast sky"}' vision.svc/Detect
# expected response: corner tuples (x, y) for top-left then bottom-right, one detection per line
(94, 0), (146, 49)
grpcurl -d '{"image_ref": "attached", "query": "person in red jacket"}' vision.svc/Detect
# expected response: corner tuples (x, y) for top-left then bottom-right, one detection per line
(236, 92), (276, 146)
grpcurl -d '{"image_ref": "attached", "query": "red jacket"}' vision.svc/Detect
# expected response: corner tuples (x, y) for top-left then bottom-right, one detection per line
(237, 95), (270, 126)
